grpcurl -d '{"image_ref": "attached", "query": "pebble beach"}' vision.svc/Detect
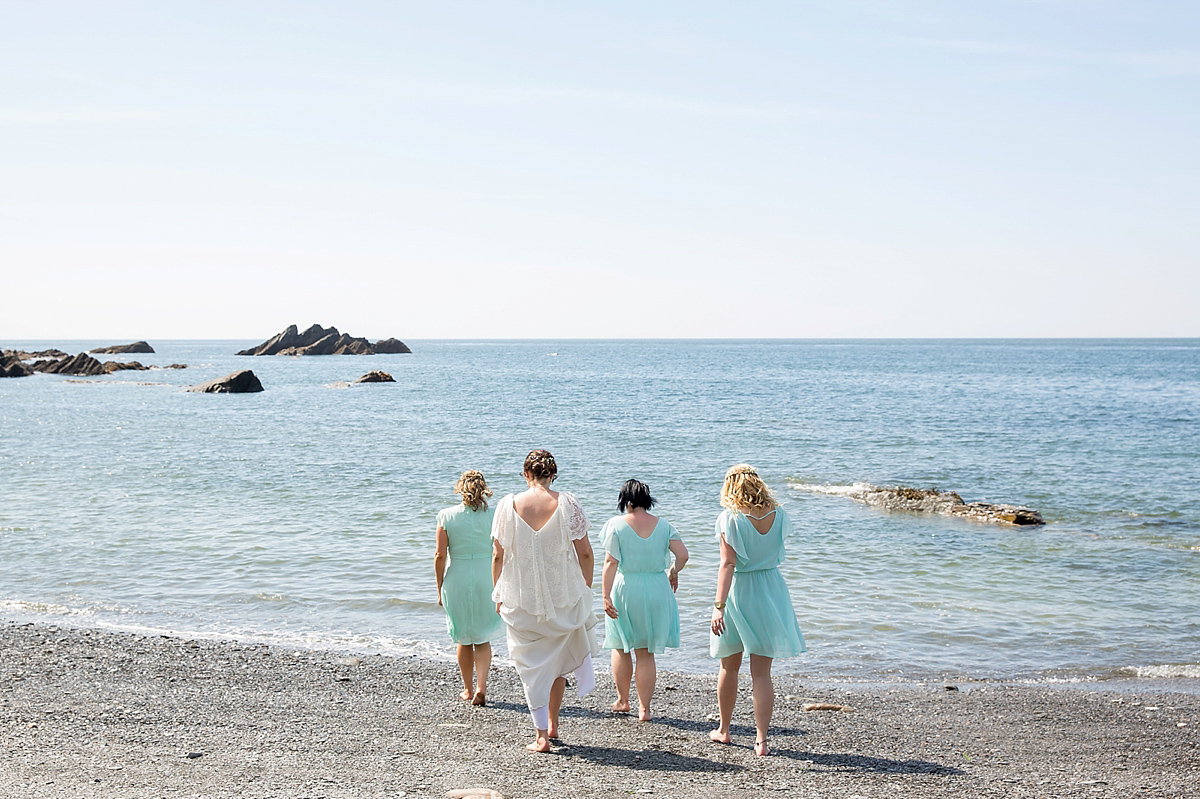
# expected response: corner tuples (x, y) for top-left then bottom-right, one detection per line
(2, 621), (1197, 798)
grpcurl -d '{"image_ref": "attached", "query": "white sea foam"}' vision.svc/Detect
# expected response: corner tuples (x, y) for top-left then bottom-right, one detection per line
(1136, 664), (1200, 679)
(0, 599), (91, 617)
(791, 482), (875, 497)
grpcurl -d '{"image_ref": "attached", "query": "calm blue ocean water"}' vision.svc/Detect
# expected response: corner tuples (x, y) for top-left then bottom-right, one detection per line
(2, 339), (1198, 683)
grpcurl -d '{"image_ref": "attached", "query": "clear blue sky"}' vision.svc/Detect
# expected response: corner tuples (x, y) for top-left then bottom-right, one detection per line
(2, 1), (1197, 339)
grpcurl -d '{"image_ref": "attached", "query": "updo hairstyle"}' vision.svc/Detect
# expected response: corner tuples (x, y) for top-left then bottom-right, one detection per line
(455, 469), (493, 511)
(720, 463), (777, 512)
(523, 449), (558, 482)
(617, 479), (656, 513)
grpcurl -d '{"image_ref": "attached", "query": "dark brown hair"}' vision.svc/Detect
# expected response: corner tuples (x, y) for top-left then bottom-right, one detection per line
(523, 449), (558, 482)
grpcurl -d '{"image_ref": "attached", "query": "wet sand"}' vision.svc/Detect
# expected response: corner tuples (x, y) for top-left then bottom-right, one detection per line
(2, 621), (1197, 798)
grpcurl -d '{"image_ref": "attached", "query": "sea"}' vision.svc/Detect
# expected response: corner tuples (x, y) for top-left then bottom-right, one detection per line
(2, 339), (1198, 686)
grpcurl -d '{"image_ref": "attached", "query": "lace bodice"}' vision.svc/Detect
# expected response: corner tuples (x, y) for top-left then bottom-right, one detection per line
(492, 491), (591, 620)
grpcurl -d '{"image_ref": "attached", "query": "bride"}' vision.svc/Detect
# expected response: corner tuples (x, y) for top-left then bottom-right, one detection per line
(491, 449), (600, 752)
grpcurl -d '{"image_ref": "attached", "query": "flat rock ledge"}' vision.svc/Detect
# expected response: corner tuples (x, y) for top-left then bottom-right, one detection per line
(796, 483), (1045, 525)
(26, 352), (153, 376)
(186, 369), (264, 394)
(89, 340), (155, 354)
(237, 324), (411, 356)
(355, 370), (396, 383)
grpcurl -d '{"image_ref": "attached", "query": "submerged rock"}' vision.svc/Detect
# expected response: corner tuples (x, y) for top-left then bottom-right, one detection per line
(792, 482), (1045, 526)
(0, 353), (34, 378)
(90, 341), (155, 354)
(354, 370), (395, 383)
(237, 324), (410, 356)
(186, 369), (264, 394)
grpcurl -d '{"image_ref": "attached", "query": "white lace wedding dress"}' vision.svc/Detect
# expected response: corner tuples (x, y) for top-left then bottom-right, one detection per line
(491, 491), (600, 711)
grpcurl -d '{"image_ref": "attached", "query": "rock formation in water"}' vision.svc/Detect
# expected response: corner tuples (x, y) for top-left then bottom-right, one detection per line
(354, 370), (396, 383)
(27, 353), (153, 376)
(186, 369), (264, 394)
(795, 483), (1045, 526)
(0, 352), (34, 377)
(237, 324), (411, 356)
(6, 348), (68, 360)
(90, 341), (155, 354)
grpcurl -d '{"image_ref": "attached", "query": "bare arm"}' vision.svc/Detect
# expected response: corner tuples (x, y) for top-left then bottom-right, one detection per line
(434, 526), (449, 605)
(573, 535), (595, 588)
(492, 538), (504, 613)
(667, 539), (689, 593)
(710, 537), (736, 635)
(601, 554), (619, 618)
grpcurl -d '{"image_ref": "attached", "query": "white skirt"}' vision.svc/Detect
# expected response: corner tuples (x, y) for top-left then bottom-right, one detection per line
(502, 597), (600, 709)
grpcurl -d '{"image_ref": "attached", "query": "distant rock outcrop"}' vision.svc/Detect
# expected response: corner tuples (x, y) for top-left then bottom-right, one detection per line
(1, 352), (34, 378)
(186, 369), (264, 394)
(373, 338), (412, 354)
(32, 353), (109, 376)
(237, 324), (411, 356)
(7, 348), (68, 360)
(791, 482), (1045, 526)
(90, 341), (155, 354)
(354, 370), (396, 383)
(26, 353), (153, 376)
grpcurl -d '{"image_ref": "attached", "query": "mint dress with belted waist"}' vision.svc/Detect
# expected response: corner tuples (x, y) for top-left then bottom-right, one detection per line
(709, 507), (805, 659)
(438, 504), (503, 645)
(601, 516), (683, 654)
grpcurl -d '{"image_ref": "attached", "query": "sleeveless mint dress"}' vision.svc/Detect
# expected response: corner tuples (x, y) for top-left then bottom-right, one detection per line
(438, 504), (503, 645)
(602, 516), (683, 654)
(709, 507), (805, 659)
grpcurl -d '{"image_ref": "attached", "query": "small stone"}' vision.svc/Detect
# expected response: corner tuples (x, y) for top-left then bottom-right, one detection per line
(185, 752), (203, 759)
(944, 685), (959, 692)
(444, 789), (502, 798)
(338, 657), (362, 667)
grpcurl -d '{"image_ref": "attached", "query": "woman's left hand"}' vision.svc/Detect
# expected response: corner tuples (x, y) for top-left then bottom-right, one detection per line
(667, 568), (679, 592)
(711, 608), (726, 636)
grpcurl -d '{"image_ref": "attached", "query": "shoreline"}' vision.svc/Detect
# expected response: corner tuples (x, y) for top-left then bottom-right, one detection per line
(3, 621), (1198, 798)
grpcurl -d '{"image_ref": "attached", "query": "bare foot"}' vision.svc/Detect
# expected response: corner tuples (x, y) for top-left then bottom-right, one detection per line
(546, 723), (559, 740)
(472, 692), (486, 706)
(459, 689), (473, 701)
(525, 736), (551, 753)
(611, 700), (631, 713)
(708, 729), (731, 744)
(638, 707), (652, 722)
(754, 740), (770, 757)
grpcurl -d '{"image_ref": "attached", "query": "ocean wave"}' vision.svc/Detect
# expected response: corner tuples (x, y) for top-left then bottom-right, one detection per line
(0, 599), (92, 617)
(1135, 664), (1200, 679)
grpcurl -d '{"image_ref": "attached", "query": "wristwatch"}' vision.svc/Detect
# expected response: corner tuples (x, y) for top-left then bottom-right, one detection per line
(713, 601), (726, 610)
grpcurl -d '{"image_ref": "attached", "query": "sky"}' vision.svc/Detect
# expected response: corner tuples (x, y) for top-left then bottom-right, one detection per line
(2, 1), (1198, 340)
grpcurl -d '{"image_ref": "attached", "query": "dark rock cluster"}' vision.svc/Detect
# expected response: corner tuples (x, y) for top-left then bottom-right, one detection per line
(237, 324), (411, 356)
(90, 341), (155, 354)
(186, 369), (264, 394)
(0, 352), (34, 378)
(354, 370), (396, 383)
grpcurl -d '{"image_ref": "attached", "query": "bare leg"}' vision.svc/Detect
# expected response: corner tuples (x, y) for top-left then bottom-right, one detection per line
(633, 649), (655, 721)
(472, 643), (491, 705)
(709, 651), (741, 744)
(547, 676), (567, 738)
(455, 644), (473, 701)
(749, 654), (774, 755)
(611, 650), (632, 713)
(527, 704), (551, 752)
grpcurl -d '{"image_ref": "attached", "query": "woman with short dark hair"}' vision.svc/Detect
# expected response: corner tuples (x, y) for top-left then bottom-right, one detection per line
(600, 479), (689, 721)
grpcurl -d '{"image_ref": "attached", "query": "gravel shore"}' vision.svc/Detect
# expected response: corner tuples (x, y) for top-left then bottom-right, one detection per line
(2, 621), (1197, 798)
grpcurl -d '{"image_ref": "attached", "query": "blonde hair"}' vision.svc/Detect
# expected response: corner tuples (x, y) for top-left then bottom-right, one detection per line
(720, 464), (777, 512)
(455, 470), (493, 511)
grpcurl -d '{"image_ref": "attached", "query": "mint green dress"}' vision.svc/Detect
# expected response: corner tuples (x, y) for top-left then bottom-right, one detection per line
(709, 507), (805, 659)
(602, 516), (682, 654)
(438, 504), (503, 645)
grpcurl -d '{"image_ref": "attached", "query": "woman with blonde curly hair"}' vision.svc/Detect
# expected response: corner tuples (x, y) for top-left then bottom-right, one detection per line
(435, 469), (503, 705)
(708, 464), (805, 756)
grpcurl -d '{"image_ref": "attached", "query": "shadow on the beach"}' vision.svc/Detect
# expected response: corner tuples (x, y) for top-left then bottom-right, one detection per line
(773, 749), (964, 776)
(652, 715), (806, 738)
(557, 743), (746, 773)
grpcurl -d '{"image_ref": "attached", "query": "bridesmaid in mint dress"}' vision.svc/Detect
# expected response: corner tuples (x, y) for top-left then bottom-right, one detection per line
(435, 470), (503, 705)
(708, 464), (804, 756)
(601, 479), (689, 721)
